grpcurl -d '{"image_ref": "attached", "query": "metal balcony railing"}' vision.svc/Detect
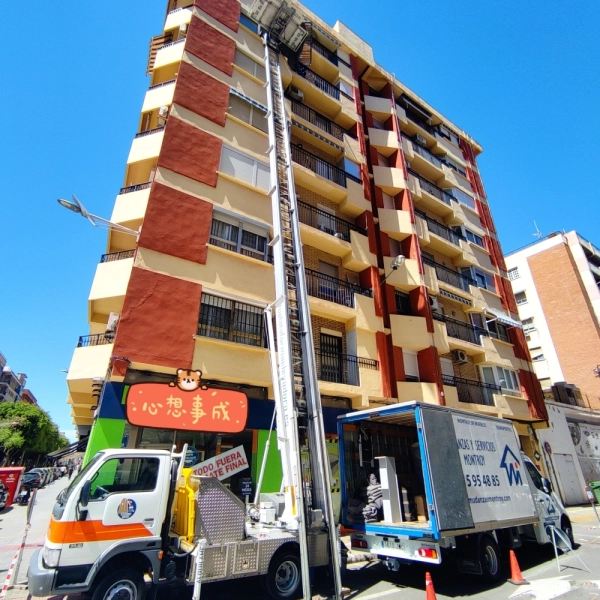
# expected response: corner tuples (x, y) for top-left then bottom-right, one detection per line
(297, 201), (365, 242)
(305, 268), (372, 307)
(148, 78), (176, 90)
(100, 250), (135, 263)
(77, 334), (114, 348)
(422, 256), (476, 292)
(415, 210), (465, 246)
(291, 144), (361, 187)
(289, 99), (353, 140)
(135, 126), (165, 139)
(404, 108), (436, 135)
(293, 64), (340, 100)
(433, 313), (489, 345)
(317, 352), (378, 386)
(308, 38), (338, 65)
(410, 140), (444, 169)
(442, 375), (500, 406)
(409, 169), (454, 206)
(120, 182), (152, 194)
(395, 290), (412, 315)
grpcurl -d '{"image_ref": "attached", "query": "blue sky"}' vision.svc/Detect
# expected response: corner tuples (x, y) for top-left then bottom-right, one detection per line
(1, 1), (598, 441)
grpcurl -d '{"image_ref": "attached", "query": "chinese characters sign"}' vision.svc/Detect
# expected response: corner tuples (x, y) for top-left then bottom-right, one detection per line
(126, 383), (248, 433)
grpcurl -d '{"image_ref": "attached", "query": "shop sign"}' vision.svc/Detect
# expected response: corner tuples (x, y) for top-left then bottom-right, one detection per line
(190, 445), (249, 480)
(185, 447), (200, 467)
(126, 370), (248, 433)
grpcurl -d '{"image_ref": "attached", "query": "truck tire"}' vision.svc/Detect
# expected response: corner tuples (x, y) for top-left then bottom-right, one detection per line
(560, 516), (575, 549)
(264, 550), (302, 600)
(478, 535), (502, 583)
(91, 568), (146, 600)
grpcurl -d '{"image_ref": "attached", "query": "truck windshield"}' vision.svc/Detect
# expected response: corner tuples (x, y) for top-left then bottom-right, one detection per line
(58, 453), (106, 506)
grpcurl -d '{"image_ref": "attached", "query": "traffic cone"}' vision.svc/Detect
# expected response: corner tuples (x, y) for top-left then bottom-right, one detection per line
(508, 549), (528, 585)
(425, 572), (437, 600)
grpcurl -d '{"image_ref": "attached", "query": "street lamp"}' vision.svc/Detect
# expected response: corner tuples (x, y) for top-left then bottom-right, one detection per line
(57, 195), (139, 237)
(381, 255), (406, 284)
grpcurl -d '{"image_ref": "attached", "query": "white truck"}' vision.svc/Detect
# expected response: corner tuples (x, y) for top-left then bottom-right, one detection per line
(338, 402), (572, 581)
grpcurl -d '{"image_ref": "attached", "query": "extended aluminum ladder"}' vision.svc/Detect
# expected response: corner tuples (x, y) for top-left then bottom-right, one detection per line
(262, 38), (343, 600)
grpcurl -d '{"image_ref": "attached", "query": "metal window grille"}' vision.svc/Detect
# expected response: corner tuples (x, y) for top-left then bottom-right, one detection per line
(395, 291), (412, 315)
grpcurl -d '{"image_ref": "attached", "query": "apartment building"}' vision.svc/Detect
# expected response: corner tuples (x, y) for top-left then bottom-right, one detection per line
(0, 366), (26, 404)
(506, 232), (600, 409)
(65, 0), (546, 478)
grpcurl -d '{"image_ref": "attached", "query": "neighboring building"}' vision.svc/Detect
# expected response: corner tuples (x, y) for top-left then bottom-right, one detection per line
(64, 0), (546, 479)
(19, 389), (38, 405)
(0, 367), (26, 403)
(506, 232), (600, 408)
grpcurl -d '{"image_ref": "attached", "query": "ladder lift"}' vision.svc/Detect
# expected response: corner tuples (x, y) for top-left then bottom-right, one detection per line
(250, 1), (343, 598)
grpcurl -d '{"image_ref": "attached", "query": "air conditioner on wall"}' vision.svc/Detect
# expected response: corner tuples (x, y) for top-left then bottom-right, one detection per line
(453, 349), (468, 364)
(158, 105), (169, 118)
(429, 296), (440, 312)
(179, 23), (188, 33)
(288, 85), (304, 101)
(414, 134), (427, 147)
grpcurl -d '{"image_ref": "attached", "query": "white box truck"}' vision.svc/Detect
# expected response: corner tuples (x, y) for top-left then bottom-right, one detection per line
(338, 401), (572, 581)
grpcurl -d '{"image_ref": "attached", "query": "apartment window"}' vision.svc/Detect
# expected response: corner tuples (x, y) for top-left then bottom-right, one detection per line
(444, 157), (467, 178)
(508, 267), (520, 280)
(198, 294), (264, 347)
(522, 317), (536, 333)
(481, 366), (520, 394)
(337, 79), (354, 98)
(234, 49), (266, 82)
(532, 353), (545, 362)
(487, 319), (509, 343)
(341, 157), (361, 179)
(438, 124), (460, 146)
(239, 13), (258, 33)
(450, 187), (476, 210)
(228, 93), (268, 133)
(515, 291), (528, 305)
(473, 268), (496, 293)
(403, 350), (419, 382)
(464, 229), (484, 248)
(210, 215), (268, 261)
(220, 146), (270, 191)
(372, 117), (385, 130)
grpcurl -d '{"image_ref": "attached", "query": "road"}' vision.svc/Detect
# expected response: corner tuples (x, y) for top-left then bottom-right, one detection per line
(1, 478), (599, 600)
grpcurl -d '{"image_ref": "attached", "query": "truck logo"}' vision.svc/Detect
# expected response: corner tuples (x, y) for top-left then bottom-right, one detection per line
(500, 446), (523, 485)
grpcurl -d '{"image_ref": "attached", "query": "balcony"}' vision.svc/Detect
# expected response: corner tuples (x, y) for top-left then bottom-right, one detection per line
(291, 144), (360, 188)
(120, 182), (152, 195)
(422, 256), (475, 293)
(306, 268), (372, 307)
(293, 64), (340, 100)
(111, 183), (151, 229)
(368, 128), (399, 157)
(416, 210), (465, 256)
(289, 99), (351, 141)
(154, 37), (185, 71)
(127, 127), (165, 164)
(409, 169), (454, 208)
(77, 334), (114, 348)
(100, 250), (135, 263)
(443, 375), (500, 407)
(297, 201), (365, 242)
(403, 107), (436, 136)
(433, 313), (488, 347)
(365, 95), (394, 120)
(317, 352), (378, 386)
(307, 37), (338, 66)
(378, 208), (414, 242)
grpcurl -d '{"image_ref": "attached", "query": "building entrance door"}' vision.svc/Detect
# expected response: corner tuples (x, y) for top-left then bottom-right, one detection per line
(553, 453), (585, 506)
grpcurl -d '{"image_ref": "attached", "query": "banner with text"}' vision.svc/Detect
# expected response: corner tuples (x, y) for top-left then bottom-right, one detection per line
(191, 446), (249, 481)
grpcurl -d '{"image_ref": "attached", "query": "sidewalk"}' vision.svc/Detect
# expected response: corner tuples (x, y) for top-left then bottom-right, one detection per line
(0, 476), (71, 600)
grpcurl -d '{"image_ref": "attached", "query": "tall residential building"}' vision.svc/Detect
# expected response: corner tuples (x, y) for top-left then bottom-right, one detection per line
(506, 231), (600, 409)
(64, 0), (546, 475)
(0, 365), (26, 403)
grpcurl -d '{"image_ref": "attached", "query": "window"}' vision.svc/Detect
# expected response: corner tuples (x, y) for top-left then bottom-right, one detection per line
(524, 461), (544, 491)
(341, 157), (361, 178)
(496, 367), (520, 393)
(228, 93), (268, 133)
(219, 146), (270, 191)
(487, 319), (509, 343)
(239, 13), (258, 33)
(210, 216), (268, 261)
(198, 294), (264, 347)
(473, 268), (496, 293)
(234, 49), (266, 81)
(437, 124), (460, 146)
(508, 267), (520, 280)
(532, 353), (545, 361)
(444, 157), (466, 177)
(449, 187), (476, 210)
(515, 291), (528, 305)
(522, 317), (536, 333)
(89, 458), (159, 501)
(395, 290), (411, 315)
(464, 229), (484, 247)
(337, 79), (354, 98)
(403, 350), (419, 382)
(372, 117), (385, 130)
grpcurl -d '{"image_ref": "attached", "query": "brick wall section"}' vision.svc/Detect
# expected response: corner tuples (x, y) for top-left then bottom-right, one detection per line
(529, 242), (600, 399)
(296, 186), (356, 224)
(440, 352), (479, 380)
(311, 317), (346, 354)
(303, 246), (358, 284)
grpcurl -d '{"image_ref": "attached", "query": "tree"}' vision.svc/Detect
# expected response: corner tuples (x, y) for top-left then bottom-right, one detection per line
(0, 403), (68, 465)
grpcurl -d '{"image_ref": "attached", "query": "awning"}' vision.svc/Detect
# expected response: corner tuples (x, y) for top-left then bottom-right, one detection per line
(485, 307), (522, 329)
(47, 437), (89, 460)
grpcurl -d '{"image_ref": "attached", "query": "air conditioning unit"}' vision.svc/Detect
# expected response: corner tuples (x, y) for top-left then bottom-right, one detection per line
(179, 23), (188, 34)
(158, 105), (169, 118)
(429, 296), (440, 312)
(453, 349), (468, 364)
(414, 134), (427, 147)
(288, 85), (304, 101)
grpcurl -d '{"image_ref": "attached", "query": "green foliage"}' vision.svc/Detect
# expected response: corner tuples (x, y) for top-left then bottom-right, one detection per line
(0, 403), (67, 459)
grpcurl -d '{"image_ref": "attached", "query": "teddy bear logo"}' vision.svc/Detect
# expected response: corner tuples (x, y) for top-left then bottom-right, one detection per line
(169, 369), (208, 392)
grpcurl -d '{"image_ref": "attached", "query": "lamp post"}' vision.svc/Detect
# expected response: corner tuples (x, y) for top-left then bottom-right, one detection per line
(57, 195), (139, 237)
(381, 255), (406, 284)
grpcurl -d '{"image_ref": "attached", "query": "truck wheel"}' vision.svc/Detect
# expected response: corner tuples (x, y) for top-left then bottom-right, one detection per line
(560, 516), (575, 549)
(478, 535), (502, 583)
(264, 550), (302, 600)
(91, 568), (146, 600)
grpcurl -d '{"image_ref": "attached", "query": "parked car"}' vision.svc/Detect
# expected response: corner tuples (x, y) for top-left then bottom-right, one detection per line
(22, 471), (42, 489)
(52, 467), (61, 480)
(28, 469), (48, 487)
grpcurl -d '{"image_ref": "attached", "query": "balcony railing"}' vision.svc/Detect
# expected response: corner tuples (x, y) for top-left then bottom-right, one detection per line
(148, 78), (176, 90)
(415, 210), (465, 246)
(308, 38), (338, 65)
(442, 375), (500, 406)
(410, 140), (444, 169)
(100, 250), (135, 263)
(433, 313), (489, 345)
(305, 268), (372, 307)
(395, 290), (412, 315)
(77, 334), (113, 348)
(422, 256), (475, 292)
(291, 144), (361, 187)
(297, 201), (365, 242)
(317, 352), (378, 386)
(135, 126), (165, 139)
(404, 108), (436, 135)
(120, 182), (152, 194)
(289, 99), (352, 141)
(409, 170), (454, 206)
(293, 64), (340, 100)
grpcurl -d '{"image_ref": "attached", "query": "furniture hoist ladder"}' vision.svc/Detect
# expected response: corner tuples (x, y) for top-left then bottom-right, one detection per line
(262, 37), (343, 600)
